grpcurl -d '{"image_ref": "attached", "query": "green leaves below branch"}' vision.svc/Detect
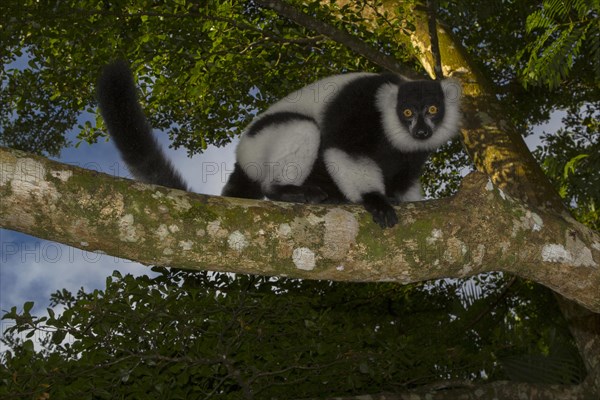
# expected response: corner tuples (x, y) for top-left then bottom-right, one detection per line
(501, 354), (585, 385)
(0, 270), (585, 398)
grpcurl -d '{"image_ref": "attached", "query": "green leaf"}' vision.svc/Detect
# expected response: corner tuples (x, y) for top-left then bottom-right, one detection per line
(52, 330), (66, 345)
(563, 154), (589, 178)
(359, 362), (370, 374)
(24, 301), (34, 314)
(22, 340), (34, 353)
(2, 306), (18, 320)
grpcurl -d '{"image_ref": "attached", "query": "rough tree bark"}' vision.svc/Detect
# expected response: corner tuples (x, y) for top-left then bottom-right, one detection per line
(1, 146), (599, 310)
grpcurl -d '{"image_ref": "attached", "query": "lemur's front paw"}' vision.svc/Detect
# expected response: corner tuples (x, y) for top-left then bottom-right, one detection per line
(362, 192), (398, 229)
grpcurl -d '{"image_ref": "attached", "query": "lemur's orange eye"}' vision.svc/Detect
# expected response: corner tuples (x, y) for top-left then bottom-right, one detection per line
(403, 109), (413, 118)
(428, 105), (438, 114)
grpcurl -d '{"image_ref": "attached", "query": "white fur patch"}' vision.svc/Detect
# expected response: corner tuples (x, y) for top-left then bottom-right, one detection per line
(396, 180), (423, 202)
(324, 148), (385, 202)
(237, 119), (320, 190)
(235, 73), (376, 190)
(376, 79), (461, 152)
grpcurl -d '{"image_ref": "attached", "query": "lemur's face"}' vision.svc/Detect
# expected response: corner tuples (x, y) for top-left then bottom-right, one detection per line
(396, 81), (446, 140)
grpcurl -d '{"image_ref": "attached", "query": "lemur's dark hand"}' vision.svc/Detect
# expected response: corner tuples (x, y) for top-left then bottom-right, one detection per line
(362, 192), (398, 229)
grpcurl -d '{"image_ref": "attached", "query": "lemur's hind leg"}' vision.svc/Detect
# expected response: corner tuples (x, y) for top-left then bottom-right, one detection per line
(227, 112), (322, 203)
(222, 163), (264, 199)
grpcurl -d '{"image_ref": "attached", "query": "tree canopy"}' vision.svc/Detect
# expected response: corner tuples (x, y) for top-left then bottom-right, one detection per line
(1, 0), (599, 399)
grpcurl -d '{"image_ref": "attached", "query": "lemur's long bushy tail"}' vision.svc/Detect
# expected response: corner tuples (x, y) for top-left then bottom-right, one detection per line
(97, 60), (188, 190)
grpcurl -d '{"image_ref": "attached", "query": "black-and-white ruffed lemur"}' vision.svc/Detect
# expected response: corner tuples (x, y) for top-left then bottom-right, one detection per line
(97, 61), (461, 228)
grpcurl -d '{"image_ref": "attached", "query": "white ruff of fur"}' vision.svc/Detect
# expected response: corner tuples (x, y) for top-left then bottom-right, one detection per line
(375, 79), (461, 152)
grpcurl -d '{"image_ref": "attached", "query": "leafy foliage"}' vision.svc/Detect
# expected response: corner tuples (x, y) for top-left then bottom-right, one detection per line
(0, 0), (388, 157)
(518, 0), (600, 89)
(534, 104), (600, 229)
(440, 0), (599, 216)
(1, 270), (584, 399)
(442, 0), (599, 136)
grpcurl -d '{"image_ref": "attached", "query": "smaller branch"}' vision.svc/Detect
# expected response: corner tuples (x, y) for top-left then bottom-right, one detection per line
(254, 0), (425, 78)
(364, 0), (401, 35)
(425, 0), (444, 79)
(222, 354), (253, 399)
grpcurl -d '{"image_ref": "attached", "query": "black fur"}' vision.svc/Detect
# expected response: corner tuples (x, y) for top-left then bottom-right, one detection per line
(362, 192), (398, 228)
(396, 80), (446, 139)
(97, 61), (188, 190)
(319, 75), (431, 190)
(246, 112), (316, 137)
(221, 163), (263, 199)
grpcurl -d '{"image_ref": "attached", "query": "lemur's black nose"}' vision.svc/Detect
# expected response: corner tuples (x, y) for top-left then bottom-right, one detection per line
(415, 129), (432, 139)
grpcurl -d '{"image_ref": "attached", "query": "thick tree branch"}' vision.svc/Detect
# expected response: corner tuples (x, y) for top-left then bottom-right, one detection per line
(1, 146), (599, 312)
